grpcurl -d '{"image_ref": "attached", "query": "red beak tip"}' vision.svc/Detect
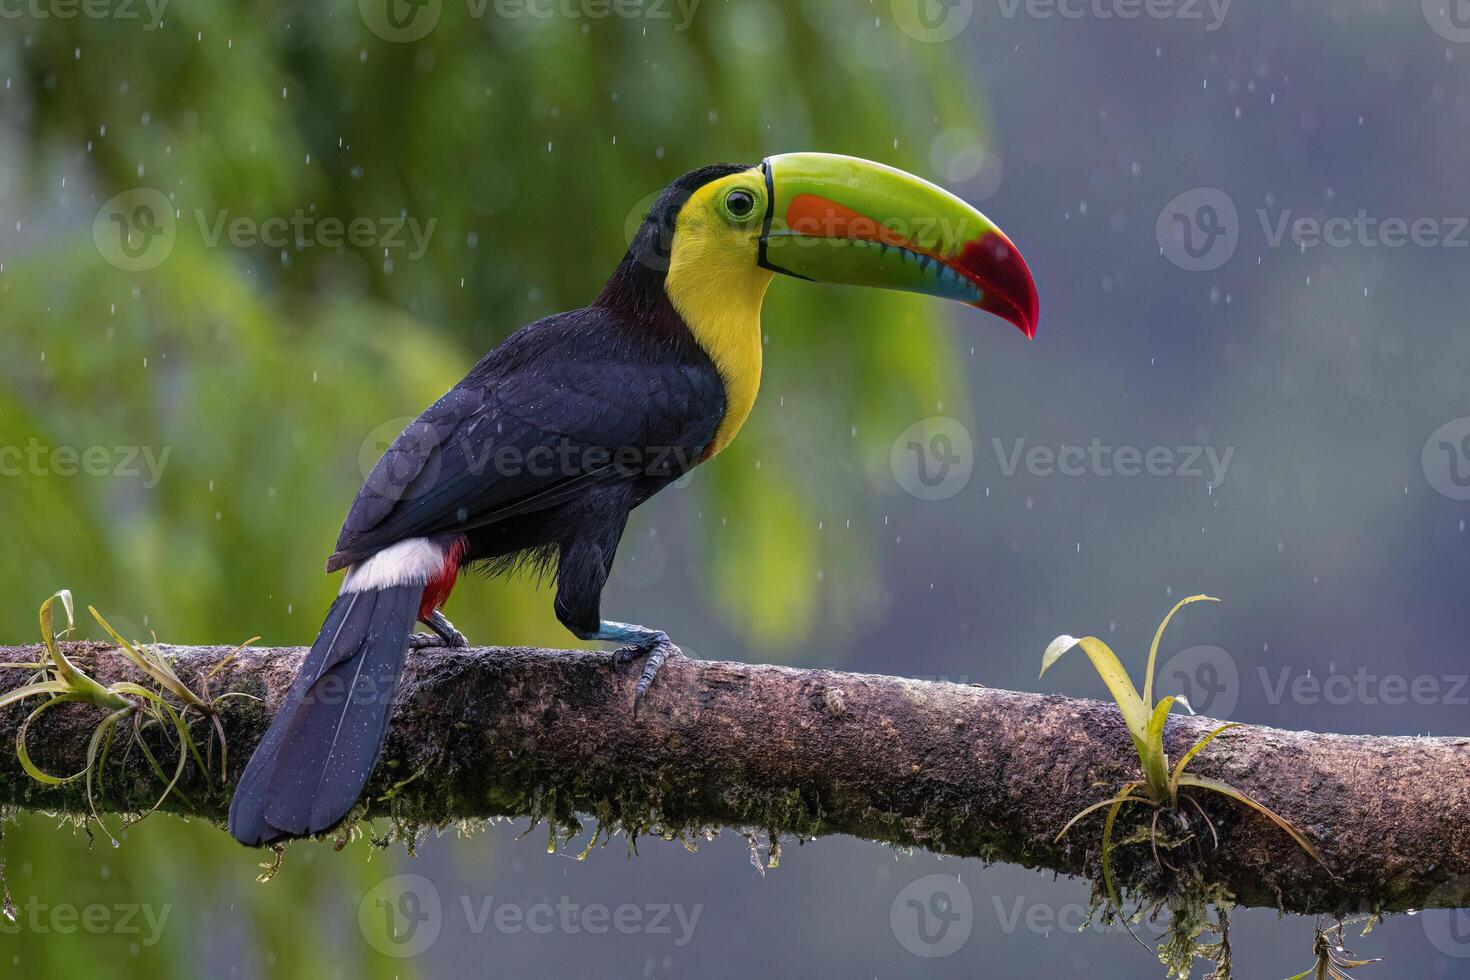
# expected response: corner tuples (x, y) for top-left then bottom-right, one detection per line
(960, 231), (1038, 342)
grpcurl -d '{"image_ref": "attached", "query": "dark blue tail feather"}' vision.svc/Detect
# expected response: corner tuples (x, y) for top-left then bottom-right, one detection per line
(227, 585), (418, 846)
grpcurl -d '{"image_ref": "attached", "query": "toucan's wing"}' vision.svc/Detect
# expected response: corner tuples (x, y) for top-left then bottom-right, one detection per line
(327, 310), (721, 570)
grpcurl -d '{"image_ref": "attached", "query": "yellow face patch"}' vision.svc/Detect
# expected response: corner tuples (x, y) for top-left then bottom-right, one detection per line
(663, 168), (774, 460)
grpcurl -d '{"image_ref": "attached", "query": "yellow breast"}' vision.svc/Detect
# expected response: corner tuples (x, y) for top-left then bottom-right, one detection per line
(663, 175), (775, 459)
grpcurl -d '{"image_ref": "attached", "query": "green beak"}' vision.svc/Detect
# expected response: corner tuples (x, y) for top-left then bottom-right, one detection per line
(758, 152), (1039, 338)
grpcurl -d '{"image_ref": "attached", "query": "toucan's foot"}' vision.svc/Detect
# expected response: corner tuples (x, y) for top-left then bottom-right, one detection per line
(616, 634), (681, 717)
(410, 611), (469, 650)
(589, 620), (681, 717)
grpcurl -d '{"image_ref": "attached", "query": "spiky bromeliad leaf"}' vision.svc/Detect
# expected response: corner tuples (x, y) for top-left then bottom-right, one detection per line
(1142, 595), (1219, 708)
(16, 693), (89, 785)
(1055, 780), (1150, 843)
(37, 591), (129, 710)
(1042, 635), (1149, 744)
(1169, 723), (1245, 803)
(0, 680), (72, 711)
(85, 707), (134, 846)
(88, 605), (207, 710)
(1175, 773), (1331, 873)
(1142, 696), (1180, 798)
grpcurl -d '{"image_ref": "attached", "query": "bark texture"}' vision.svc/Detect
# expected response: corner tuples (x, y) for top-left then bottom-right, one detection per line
(1, 641), (1466, 915)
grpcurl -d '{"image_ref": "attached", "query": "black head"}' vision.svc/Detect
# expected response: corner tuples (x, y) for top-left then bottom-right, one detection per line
(598, 162), (755, 310)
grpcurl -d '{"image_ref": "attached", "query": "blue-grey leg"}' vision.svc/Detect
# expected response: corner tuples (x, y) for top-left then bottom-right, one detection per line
(553, 486), (683, 715)
(591, 620), (681, 716)
(410, 610), (469, 649)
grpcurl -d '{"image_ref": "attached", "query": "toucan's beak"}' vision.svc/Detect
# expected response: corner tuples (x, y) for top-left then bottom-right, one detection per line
(758, 152), (1039, 339)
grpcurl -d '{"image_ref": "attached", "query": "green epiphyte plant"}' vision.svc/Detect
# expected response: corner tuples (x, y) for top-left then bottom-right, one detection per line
(1041, 596), (1331, 958)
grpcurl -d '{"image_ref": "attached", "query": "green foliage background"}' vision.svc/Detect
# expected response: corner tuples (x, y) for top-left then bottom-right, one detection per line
(0, 3), (984, 973)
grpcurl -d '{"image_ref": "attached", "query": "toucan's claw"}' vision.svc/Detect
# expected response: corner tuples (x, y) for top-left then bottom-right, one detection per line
(411, 611), (469, 650)
(612, 633), (680, 717)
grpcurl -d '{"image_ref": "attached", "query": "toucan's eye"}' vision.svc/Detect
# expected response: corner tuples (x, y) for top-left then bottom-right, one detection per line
(723, 188), (757, 220)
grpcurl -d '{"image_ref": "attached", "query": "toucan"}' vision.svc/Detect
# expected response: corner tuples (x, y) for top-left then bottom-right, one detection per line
(227, 152), (1039, 846)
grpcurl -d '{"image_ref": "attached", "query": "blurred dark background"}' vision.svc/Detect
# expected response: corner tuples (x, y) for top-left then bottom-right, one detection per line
(3, 0), (1470, 976)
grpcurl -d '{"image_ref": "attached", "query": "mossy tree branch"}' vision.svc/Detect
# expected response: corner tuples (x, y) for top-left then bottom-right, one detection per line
(1, 641), (1467, 915)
